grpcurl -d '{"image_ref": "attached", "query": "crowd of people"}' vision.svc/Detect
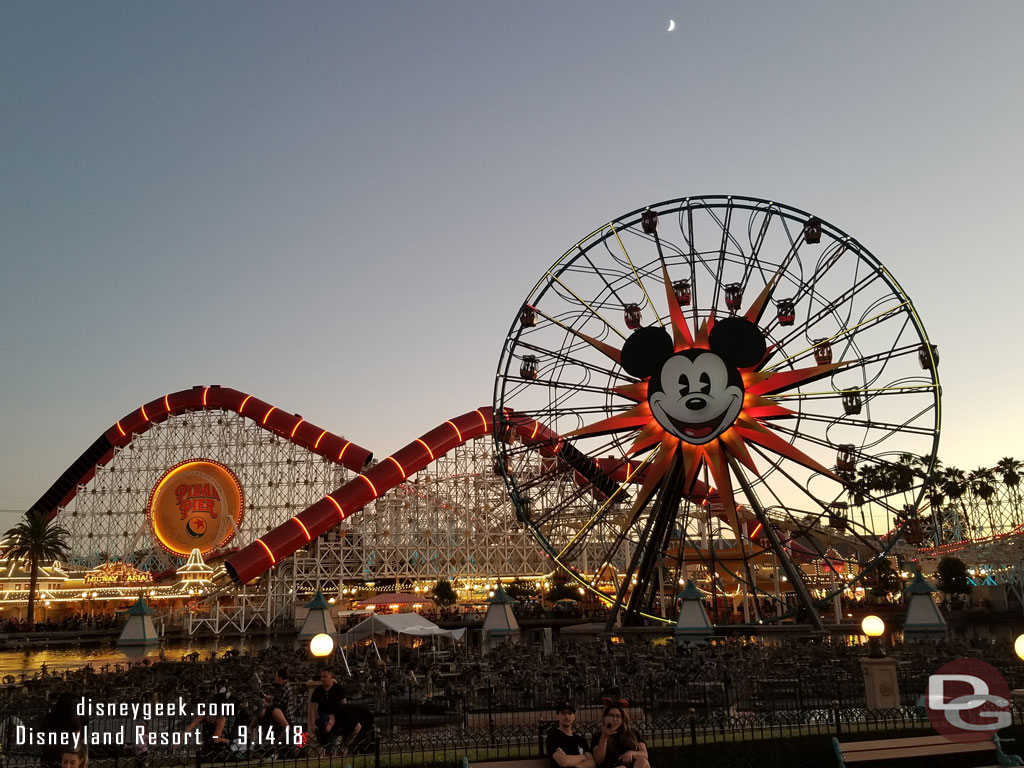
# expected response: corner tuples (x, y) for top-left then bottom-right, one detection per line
(0, 631), (1020, 767)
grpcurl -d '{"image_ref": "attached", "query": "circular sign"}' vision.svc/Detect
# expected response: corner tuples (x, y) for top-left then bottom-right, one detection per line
(148, 460), (244, 556)
(926, 658), (1011, 742)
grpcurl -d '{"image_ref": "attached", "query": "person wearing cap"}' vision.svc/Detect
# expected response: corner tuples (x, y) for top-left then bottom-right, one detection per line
(546, 702), (594, 768)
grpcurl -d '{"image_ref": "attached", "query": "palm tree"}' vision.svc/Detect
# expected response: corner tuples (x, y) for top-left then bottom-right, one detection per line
(996, 457), (1023, 527)
(2, 511), (71, 626)
(968, 466), (998, 535)
(939, 466), (970, 539)
(996, 457), (1022, 489)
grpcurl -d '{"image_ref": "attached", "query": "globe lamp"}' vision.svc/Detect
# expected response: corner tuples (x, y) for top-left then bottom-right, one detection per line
(861, 615), (886, 658)
(1015, 634), (1024, 662)
(310, 633), (334, 658)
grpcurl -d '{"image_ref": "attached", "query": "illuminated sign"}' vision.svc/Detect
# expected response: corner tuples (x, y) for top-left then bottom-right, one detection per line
(148, 460), (244, 556)
(85, 561), (153, 585)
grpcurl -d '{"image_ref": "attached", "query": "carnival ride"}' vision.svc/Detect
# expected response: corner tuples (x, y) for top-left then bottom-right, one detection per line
(493, 196), (942, 628)
(30, 195), (1024, 632)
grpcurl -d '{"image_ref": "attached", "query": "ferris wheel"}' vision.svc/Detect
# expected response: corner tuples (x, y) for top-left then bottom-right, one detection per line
(493, 195), (941, 628)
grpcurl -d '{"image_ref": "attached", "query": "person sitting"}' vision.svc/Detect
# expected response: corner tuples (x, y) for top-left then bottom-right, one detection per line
(307, 668), (346, 750)
(248, 690), (292, 756)
(546, 701), (594, 768)
(268, 667), (292, 724)
(590, 702), (650, 768)
(181, 693), (230, 759)
(327, 696), (376, 756)
(60, 745), (87, 768)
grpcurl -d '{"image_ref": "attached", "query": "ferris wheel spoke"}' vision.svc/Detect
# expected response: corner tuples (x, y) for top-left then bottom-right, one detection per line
(737, 204), (776, 288)
(768, 383), (939, 403)
(769, 410), (938, 439)
(542, 272), (628, 342)
(497, 195), (939, 628)
(605, 221), (664, 328)
(578, 246), (643, 314)
(764, 302), (909, 372)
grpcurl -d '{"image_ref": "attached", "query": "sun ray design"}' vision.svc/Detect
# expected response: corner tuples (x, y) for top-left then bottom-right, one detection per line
(496, 196), (941, 631)
(564, 263), (856, 526)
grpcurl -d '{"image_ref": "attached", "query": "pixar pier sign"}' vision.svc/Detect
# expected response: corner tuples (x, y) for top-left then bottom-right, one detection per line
(147, 459), (245, 557)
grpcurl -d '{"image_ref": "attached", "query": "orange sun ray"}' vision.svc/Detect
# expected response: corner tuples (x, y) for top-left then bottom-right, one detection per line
(612, 382), (649, 402)
(679, 443), (705, 500)
(532, 305), (622, 365)
(743, 262), (788, 326)
(693, 315), (712, 348)
(746, 361), (853, 397)
(625, 441), (675, 525)
(563, 403), (652, 439)
(627, 422), (666, 456)
(719, 427), (759, 474)
(661, 261), (693, 349)
(702, 440), (738, 518)
(742, 392), (794, 420)
(734, 419), (839, 479)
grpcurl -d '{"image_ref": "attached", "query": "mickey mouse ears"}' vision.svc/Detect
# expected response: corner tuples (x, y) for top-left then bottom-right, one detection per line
(709, 317), (766, 368)
(621, 317), (766, 379)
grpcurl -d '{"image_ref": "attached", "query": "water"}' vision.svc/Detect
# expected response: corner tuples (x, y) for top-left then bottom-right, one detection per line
(0, 637), (284, 676)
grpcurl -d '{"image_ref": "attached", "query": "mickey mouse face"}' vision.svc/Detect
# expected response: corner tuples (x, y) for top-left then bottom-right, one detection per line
(621, 317), (767, 446)
(649, 350), (745, 444)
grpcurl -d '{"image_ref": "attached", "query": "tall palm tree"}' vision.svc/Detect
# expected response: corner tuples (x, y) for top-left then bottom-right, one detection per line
(2, 511), (71, 626)
(968, 466), (998, 534)
(939, 466), (970, 540)
(996, 457), (1023, 528)
(996, 457), (1022, 489)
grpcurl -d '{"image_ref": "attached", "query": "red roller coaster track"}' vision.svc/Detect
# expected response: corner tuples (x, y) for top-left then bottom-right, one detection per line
(28, 386), (717, 586)
(28, 385), (373, 522)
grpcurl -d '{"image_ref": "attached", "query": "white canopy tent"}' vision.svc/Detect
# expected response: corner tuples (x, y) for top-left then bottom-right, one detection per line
(340, 612), (465, 663)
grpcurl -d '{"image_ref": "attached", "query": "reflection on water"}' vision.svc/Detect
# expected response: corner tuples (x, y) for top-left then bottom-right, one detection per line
(0, 637), (284, 676)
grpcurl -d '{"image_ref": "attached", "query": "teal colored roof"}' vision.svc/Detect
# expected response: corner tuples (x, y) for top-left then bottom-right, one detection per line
(123, 597), (155, 616)
(678, 579), (702, 601)
(305, 590), (331, 610)
(905, 572), (936, 595)
(489, 584), (516, 604)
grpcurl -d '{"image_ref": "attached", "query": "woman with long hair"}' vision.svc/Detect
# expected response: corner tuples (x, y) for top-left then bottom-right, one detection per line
(60, 744), (87, 768)
(590, 704), (650, 768)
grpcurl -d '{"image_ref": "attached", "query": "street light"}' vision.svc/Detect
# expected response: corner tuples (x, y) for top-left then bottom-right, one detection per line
(309, 633), (334, 658)
(1014, 634), (1024, 662)
(862, 615), (886, 658)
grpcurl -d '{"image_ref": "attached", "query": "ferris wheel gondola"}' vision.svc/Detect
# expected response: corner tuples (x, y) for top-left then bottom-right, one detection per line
(493, 195), (941, 628)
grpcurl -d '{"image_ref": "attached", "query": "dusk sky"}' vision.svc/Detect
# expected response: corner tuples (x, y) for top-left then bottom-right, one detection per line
(2, 2), (1023, 531)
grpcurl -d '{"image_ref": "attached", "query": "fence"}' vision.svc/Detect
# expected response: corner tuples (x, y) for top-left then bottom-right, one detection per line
(6, 688), (1024, 768)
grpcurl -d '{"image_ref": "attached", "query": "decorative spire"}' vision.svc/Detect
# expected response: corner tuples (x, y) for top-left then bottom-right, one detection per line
(123, 597), (155, 615)
(905, 571), (936, 595)
(489, 583), (516, 604)
(305, 590), (331, 610)
(678, 579), (702, 600)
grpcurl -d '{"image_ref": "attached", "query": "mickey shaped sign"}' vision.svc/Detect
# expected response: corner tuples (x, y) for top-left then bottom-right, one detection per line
(621, 317), (767, 445)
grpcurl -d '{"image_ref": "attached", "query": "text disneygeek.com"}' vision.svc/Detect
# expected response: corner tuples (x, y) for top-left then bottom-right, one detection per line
(14, 697), (238, 748)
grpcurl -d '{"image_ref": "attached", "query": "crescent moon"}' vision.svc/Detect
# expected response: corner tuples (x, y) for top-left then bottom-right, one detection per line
(667, 19), (676, 32)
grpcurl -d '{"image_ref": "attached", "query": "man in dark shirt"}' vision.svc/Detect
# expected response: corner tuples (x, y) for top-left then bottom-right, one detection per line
(546, 702), (594, 768)
(307, 668), (346, 748)
(328, 698), (376, 756)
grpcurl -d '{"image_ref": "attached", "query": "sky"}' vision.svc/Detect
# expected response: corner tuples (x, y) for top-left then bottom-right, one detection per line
(2, 2), (1024, 533)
